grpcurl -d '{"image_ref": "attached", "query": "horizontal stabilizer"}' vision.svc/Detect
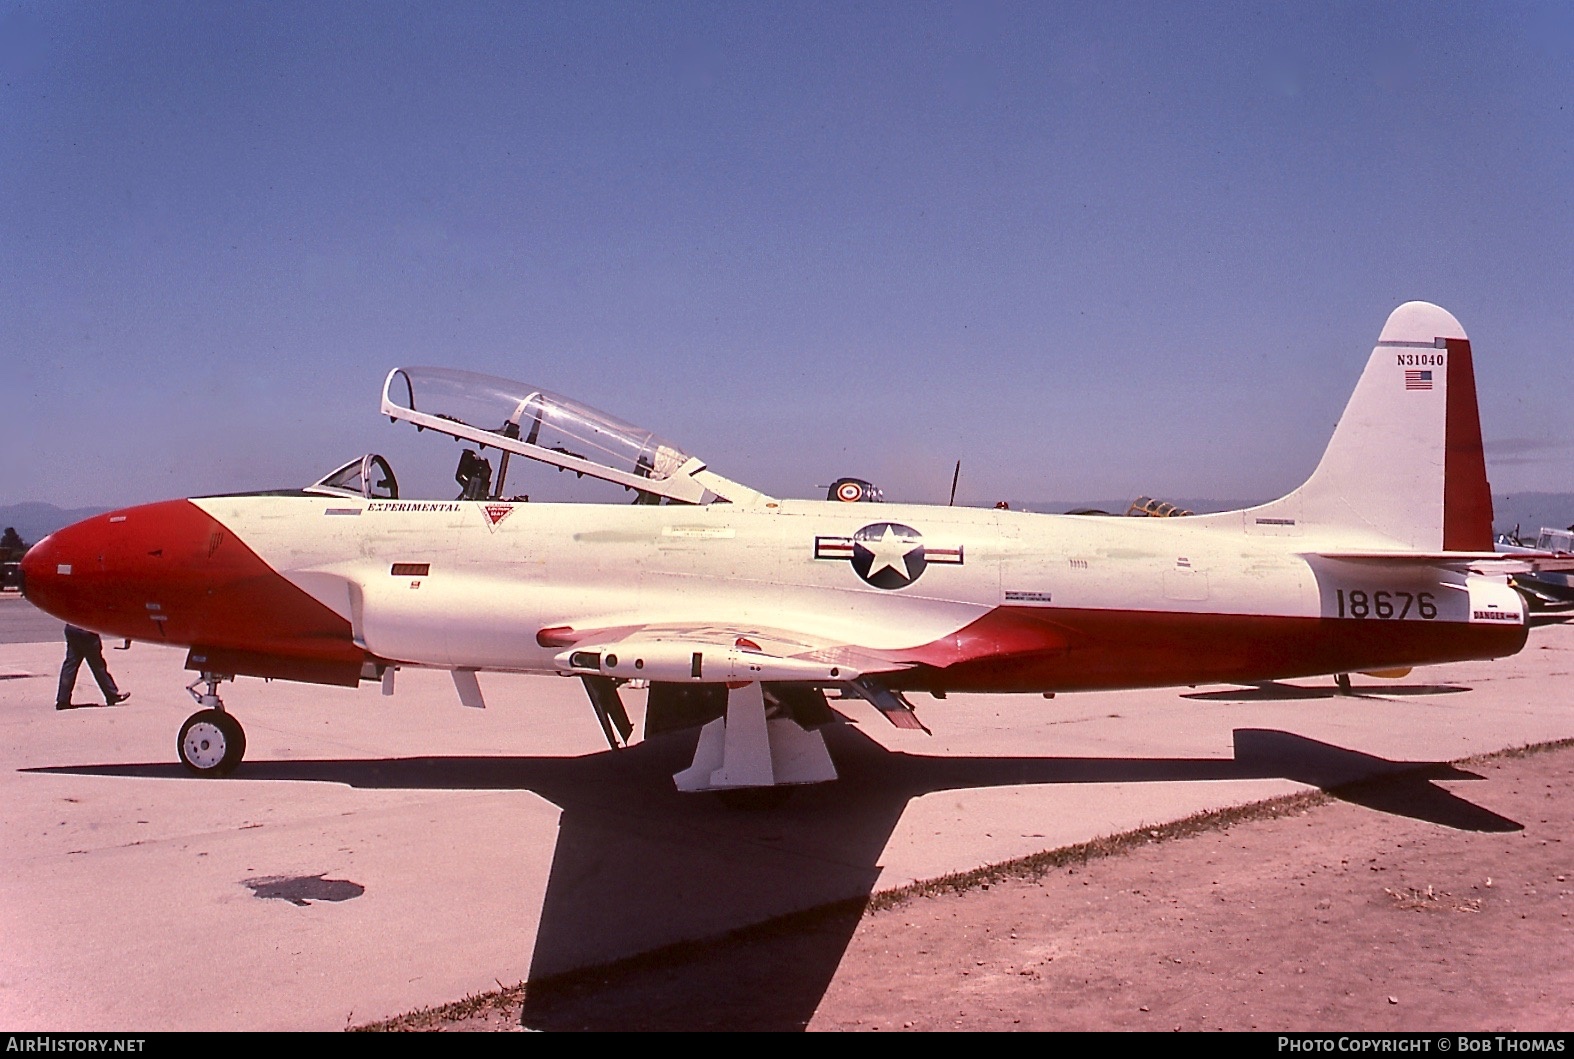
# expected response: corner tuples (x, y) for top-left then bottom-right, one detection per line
(1311, 551), (1574, 575)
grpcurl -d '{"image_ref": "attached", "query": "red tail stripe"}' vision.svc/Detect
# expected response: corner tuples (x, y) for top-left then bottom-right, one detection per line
(1442, 338), (1492, 551)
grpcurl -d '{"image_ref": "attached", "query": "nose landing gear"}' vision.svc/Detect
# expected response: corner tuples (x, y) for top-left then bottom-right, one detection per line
(177, 673), (246, 776)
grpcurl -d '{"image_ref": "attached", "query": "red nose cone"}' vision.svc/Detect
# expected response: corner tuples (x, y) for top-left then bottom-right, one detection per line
(22, 498), (359, 672)
(20, 500), (213, 639)
(18, 532), (62, 614)
(20, 518), (97, 627)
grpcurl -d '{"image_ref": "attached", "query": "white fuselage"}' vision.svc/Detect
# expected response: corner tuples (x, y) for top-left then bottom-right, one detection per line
(183, 493), (1522, 691)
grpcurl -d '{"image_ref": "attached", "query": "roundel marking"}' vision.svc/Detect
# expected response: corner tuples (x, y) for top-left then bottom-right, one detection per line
(850, 522), (926, 589)
(837, 481), (863, 502)
(812, 523), (963, 589)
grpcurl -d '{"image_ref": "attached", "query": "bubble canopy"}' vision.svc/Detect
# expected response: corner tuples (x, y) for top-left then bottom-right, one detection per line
(380, 367), (765, 505)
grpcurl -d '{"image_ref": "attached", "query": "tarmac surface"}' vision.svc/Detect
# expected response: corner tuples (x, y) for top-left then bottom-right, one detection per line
(2, 590), (1571, 1031)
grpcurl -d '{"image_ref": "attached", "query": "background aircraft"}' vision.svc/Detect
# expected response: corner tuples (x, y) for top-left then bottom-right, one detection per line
(21, 302), (1574, 795)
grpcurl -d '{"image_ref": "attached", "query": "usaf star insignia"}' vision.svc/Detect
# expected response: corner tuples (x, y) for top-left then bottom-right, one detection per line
(814, 522), (963, 589)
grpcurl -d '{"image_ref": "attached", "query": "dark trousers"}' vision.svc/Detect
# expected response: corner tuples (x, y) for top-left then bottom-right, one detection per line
(58, 627), (120, 706)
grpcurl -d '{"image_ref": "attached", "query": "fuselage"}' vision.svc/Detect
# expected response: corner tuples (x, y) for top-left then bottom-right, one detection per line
(21, 493), (1529, 695)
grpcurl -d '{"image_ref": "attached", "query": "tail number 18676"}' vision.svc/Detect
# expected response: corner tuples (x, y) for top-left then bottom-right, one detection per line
(1335, 589), (1436, 620)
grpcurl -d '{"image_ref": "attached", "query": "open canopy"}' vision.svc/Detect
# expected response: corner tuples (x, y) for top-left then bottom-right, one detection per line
(380, 367), (767, 506)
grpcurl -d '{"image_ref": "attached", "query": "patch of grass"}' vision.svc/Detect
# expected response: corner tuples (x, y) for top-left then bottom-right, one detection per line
(356, 984), (526, 1032)
(867, 788), (1333, 912)
(1466, 736), (1574, 764)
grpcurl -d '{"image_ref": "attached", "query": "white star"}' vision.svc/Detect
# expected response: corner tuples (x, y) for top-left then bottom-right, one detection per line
(861, 525), (919, 581)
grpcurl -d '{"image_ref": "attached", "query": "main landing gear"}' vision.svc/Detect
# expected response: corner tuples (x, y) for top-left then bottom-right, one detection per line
(177, 673), (246, 776)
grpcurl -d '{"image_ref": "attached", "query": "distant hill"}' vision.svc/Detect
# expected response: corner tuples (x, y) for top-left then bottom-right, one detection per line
(0, 503), (110, 547)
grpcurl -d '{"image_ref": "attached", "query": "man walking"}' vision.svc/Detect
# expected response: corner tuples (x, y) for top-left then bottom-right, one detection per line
(56, 624), (130, 710)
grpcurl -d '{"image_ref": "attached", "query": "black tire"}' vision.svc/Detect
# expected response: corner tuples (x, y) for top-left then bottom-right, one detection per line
(177, 709), (246, 776)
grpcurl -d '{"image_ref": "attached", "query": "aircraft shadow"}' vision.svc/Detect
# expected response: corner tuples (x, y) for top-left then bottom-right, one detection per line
(31, 724), (1520, 1030)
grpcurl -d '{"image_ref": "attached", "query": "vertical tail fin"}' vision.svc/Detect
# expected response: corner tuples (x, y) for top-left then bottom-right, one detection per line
(1245, 302), (1493, 550)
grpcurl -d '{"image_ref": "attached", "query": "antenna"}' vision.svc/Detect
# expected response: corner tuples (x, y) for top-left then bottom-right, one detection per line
(948, 460), (961, 507)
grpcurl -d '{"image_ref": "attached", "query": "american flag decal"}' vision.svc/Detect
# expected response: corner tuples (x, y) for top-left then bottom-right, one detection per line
(1404, 370), (1433, 391)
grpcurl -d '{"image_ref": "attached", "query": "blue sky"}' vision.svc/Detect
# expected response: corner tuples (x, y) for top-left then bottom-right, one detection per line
(3, 1), (1570, 510)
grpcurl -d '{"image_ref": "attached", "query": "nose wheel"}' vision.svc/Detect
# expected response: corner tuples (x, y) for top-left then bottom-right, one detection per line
(178, 673), (246, 776)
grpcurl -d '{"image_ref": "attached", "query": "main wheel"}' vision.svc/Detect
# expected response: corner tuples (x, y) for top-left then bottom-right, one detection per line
(177, 709), (246, 776)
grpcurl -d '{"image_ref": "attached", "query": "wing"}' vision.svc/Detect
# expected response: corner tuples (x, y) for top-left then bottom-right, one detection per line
(544, 622), (912, 685)
(543, 622), (929, 737)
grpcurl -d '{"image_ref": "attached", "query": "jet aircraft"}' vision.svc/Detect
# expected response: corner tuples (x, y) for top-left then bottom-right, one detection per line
(21, 302), (1574, 795)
